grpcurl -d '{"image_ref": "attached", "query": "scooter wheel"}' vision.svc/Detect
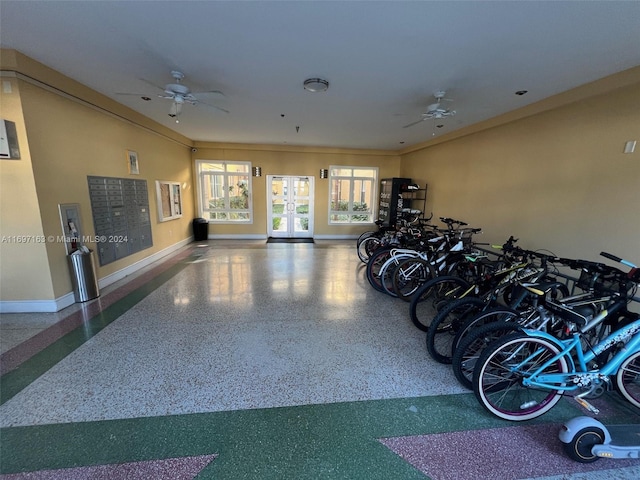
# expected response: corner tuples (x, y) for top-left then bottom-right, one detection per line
(563, 426), (604, 463)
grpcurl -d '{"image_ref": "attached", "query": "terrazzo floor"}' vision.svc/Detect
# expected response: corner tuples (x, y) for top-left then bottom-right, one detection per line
(1, 240), (639, 479)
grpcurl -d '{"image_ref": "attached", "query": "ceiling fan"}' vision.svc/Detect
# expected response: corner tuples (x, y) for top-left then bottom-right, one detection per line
(402, 90), (456, 129)
(118, 70), (229, 122)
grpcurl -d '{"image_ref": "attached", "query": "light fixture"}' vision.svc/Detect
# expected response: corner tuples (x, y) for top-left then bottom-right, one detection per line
(319, 169), (328, 178)
(304, 78), (329, 93)
(252, 166), (262, 177)
(168, 100), (183, 123)
(624, 140), (636, 154)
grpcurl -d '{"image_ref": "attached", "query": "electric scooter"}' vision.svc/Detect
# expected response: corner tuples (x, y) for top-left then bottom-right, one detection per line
(559, 416), (640, 463)
(559, 252), (640, 463)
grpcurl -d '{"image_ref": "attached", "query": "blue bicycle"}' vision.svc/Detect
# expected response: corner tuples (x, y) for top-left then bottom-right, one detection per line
(472, 252), (640, 421)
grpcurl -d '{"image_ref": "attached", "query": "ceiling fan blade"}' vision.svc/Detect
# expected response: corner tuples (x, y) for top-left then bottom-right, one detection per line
(139, 78), (166, 91)
(402, 118), (428, 129)
(192, 90), (226, 98)
(197, 99), (230, 114)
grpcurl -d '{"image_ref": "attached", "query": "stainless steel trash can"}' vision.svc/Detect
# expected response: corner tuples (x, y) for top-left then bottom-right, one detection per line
(68, 250), (100, 302)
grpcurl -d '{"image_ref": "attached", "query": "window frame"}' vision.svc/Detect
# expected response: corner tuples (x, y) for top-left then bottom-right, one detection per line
(328, 166), (378, 225)
(196, 160), (253, 224)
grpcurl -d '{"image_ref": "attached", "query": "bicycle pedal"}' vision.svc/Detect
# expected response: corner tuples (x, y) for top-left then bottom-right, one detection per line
(574, 396), (600, 414)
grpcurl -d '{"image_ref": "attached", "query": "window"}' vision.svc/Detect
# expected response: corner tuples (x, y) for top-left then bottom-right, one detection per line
(196, 161), (252, 222)
(329, 166), (378, 224)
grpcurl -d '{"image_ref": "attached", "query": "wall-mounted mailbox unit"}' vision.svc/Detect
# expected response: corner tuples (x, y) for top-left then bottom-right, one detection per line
(87, 176), (152, 265)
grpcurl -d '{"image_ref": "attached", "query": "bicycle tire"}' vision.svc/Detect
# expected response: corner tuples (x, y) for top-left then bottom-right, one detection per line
(392, 257), (434, 301)
(615, 349), (640, 409)
(378, 252), (418, 296)
(452, 320), (522, 390)
(426, 297), (486, 364)
(380, 259), (401, 296)
(409, 276), (472, 332)
(366, 247), (392, 292)
(451, 307), (521, 360)
(473, 332), (569, 421)
(358, 236), (382, 263)
(380, 254), (413, 297)
(356, 230), (376, 249)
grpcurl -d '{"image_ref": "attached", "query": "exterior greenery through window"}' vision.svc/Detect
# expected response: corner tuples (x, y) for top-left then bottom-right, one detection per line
(329, 166), (377, 224)
(197, 161), (252, 222)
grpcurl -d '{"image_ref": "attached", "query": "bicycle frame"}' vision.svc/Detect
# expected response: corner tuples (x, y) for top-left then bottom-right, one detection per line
(514, 317), (640, 392)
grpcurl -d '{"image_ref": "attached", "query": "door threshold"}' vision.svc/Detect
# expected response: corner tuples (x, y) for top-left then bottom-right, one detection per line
(266, 238), (314, 244)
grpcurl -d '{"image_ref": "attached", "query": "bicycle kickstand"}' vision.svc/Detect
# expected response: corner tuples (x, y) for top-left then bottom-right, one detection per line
(574, 390), (601, 415)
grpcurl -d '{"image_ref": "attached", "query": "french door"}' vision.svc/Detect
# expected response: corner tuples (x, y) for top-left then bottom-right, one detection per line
(267, 175), (314, 238)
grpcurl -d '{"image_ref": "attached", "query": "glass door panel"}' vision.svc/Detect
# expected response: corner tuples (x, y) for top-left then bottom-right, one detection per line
(267, 176), (314, 238)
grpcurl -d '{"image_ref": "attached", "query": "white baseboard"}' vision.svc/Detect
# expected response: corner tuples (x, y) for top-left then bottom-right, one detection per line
(0, 237), (193, 313)
(207, 234), (268, 240)
(97, 237), (193, 290)
(0, 297), (74, 314)
(207, 234), (358, 240)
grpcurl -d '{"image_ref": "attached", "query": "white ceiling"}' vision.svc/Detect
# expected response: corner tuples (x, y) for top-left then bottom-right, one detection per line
(1, 1), (639, 150)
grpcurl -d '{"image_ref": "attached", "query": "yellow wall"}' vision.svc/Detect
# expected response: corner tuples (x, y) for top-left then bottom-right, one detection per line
(400, 73), (640, 261)
(1, 51), (195, 303)
(191, 144), (400, 237)
(0, 76), (55, 301)
(19, 80), (195, 298)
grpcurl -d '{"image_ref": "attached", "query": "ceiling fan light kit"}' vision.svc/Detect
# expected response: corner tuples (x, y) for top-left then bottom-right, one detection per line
(303, 78), (329, 93)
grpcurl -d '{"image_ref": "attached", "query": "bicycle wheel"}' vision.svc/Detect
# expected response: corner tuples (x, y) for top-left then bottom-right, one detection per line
(365, 247), (391, 292)
(426, 297), (486, 364)
(380, 260), (401, 296)
(452, 320), (522, 390)
(409, 276), (472, 332)
(380, 254), (413, 297)
(473, 332), (569, 421)
(451, 307), (521, 361)
(356, 230), (375, 249)
(392, 257), (434, 301)
(358, 236), (382, 263)
(615, 350), (640, 409)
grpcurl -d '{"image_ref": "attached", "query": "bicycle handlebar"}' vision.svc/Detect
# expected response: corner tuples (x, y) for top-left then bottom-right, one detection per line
(600, 251), (622, 263)
(600, 251), (640, 282)
(600, 251), (638, 269)
(439, 217), (468, 228)
(554, 257), (610, 272)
